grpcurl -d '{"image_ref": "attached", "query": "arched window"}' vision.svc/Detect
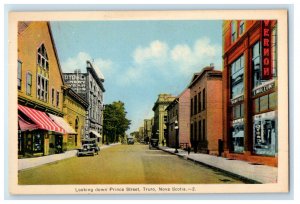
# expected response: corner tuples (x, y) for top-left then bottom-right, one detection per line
(37, 44), (49, 70)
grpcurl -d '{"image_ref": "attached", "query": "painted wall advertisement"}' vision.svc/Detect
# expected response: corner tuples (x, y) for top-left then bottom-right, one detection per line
(253, 111), (277, 156)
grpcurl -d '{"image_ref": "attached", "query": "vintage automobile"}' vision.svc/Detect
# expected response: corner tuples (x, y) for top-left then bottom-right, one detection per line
(149, 138), (159, 149)
(127, 138), (134, 145)
(77, 138), (100, 157)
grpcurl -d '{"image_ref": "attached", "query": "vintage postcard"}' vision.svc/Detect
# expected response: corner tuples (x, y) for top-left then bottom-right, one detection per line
(8, 10), (288, 194)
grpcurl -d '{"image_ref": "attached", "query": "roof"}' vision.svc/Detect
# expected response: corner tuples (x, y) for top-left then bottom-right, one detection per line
(188, 66), (222, 88)
(86, 60), (105, 92)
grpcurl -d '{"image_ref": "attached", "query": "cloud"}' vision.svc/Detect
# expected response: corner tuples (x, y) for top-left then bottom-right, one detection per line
(60, 52), (113, 79)
(120, 37), (221, 86)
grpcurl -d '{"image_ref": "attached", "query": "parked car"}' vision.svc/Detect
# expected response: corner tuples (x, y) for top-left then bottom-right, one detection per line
(77, 138), (100, 157)
(127, 138), (134, 145)
(149, 138), (159, 149)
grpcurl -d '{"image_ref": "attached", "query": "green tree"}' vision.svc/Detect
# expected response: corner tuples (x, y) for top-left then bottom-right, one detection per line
(103, 101), (131, 143)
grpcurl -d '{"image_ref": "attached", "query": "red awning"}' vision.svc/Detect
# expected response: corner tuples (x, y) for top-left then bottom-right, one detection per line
(18, 114), (39, 131)
(18, 104), (66, 134)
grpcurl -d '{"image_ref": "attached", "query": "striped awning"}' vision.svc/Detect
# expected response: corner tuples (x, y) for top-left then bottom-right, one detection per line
(90, 130), (101, 138)
(18, 104), (65, 134)
(18, 114), (39, 131)
(48, 113), (77, 134)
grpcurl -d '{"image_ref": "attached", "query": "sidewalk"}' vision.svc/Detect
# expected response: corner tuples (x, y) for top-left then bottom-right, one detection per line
(158, 146), (277, 184)
(18, 143), (120, 171)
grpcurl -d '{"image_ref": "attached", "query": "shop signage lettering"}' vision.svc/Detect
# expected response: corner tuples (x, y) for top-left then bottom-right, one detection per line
(261, 20), (272, 80)
(231, 95), (244, 105)
(253, 81), (275, 96)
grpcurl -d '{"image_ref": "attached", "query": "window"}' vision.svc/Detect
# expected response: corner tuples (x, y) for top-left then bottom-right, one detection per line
(203, 119), (206, 140)
(231, 55), (245, 99)
(232, 103), (244, 119)
(194, 95), (197, 115)
(190, 98), (193, 116)
(198, 121), (202, 141)
(194, 122), (197, 142)
(231, 21), (237, 43)
(26, 72), (32, 95)
(18, 61), (22, 90)
(56, 91), (59, 107)
(232, 119), (244, 153)
(253, 93), (277, 114)
(51, 88), (55, 105)
(191, 124), (194, 141)
(37, 74), (48, 102)
(202, 89), (206, 110)
(252, 42), (262, 88)
(37, 44), (49, 70)
(198, 92), (201, 113)
(239, 20), (245, 35)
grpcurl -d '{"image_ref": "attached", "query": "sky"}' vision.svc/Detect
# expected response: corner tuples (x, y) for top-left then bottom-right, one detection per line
(50, 20), (222, 134)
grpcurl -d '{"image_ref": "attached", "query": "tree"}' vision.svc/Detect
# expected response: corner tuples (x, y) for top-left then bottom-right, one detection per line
(103, 101), (131, 143)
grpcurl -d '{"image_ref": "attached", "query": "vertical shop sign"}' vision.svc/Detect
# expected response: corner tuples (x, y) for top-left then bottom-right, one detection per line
(261, 20), (272, 80)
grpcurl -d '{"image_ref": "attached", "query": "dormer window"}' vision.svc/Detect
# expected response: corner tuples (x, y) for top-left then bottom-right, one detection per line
(37, 44), (49, 70)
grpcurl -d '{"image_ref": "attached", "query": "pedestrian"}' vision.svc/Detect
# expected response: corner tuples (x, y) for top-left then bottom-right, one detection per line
(187, 145), (191, 155)
(162, 140), (165, 146)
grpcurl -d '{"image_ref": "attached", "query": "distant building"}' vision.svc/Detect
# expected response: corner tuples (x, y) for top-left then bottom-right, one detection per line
(152, 94), (176, 145)
(188, 65), (222, 155)
(222, 20), (278, 166)
(138, 127), (144, 143)
(63, 61), (105, 144)
(144, 118), (153, 143)
(166, 88), (191, 148)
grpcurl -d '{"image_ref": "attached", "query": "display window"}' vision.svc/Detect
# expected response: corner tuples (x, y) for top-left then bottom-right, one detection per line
(231, 118), (244, 153)
(32, 132), (44, 153)
(253, 111), (277, 156)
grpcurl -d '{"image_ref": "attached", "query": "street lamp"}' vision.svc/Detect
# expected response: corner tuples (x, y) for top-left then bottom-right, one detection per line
(174, 120), (179, 153)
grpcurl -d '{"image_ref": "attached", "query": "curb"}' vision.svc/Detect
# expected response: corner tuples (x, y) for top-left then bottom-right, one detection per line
(159, 147), (261, 184)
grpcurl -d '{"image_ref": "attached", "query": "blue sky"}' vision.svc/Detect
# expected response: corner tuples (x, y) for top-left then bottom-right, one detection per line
(50, 20), (222, 134)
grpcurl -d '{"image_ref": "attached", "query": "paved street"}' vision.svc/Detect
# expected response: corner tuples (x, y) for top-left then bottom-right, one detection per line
(18, 144), (246, 185)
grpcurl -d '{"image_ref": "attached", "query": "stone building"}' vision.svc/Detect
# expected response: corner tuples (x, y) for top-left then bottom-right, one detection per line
(144, 118), (153, 144)
(63, 61), (105, 143)
(152, 94), (176, 145)
(188, 65), (223, 155)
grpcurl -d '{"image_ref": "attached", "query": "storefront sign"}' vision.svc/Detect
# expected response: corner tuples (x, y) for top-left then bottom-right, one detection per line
(231, 95), (244, 105)
(252, 81), (275, 96)
(261, 20), (272, 80)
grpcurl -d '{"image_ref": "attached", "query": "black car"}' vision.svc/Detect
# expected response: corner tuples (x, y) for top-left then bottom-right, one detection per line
(149, 138), (159, 149)
(77, 138), (100, 157)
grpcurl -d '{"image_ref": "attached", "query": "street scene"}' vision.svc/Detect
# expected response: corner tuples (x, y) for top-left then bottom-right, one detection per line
(16, 19), (279, 186)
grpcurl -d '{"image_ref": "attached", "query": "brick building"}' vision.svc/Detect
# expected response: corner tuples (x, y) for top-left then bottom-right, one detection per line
(166, 88), (191, 148)
(188, 65), (223, 155)
(222, 20), (278, 166)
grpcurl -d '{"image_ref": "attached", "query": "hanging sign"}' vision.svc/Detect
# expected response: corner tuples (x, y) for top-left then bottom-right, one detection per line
(261, 20), (272, 80)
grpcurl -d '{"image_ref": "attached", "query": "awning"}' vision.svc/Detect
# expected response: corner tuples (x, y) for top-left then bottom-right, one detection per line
(48, 113), (77, 134)
(18, 114), (39, 131)
(89, 130), (101, 138)
(18, 104), (65, 134)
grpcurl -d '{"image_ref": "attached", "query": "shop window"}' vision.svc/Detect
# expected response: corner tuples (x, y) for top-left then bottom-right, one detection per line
(32, 132), (43, 153)
(239, 20), (245, 35)
(259, 95), (269, 112)
(203, 119), (206, 141)
(231, 21), (237, 43)
(269, 92), (277, 109)
(198, 121), (202, 141)
(194, 122), (197, 141)
(231, 119), (244, 153)
(190, 98), (193, 116)
(18, 61), (22, 90)
(26, 72), (32, 95)
(253, 92), (277, 114)
(37, 44), (49, 70)
(253, 111), (277, 156)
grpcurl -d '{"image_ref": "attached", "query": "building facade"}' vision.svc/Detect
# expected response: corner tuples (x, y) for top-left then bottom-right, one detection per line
(17, 22), (72, 157)
(152, 94), (176, 145)
(222, 20), (278, 166)
(188, 65), (223, 155)
(62, 86), (89, 150)
(166, 88), (191, 148)
(144, 118), (153, 144)
(63, 61), (105, 144)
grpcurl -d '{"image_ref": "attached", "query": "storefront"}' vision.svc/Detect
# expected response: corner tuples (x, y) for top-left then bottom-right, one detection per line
(18, 104), (65, 157)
